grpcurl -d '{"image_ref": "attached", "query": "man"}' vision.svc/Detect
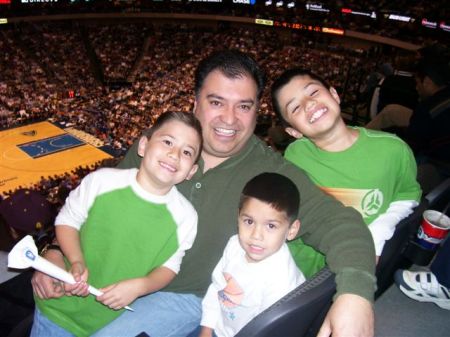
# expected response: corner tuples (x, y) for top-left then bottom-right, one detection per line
(33, 50), (375, 337)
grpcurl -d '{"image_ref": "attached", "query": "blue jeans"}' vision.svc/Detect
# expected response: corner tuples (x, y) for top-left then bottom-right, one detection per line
(91, 291), (202, 337)
(30, 308), (74, 337)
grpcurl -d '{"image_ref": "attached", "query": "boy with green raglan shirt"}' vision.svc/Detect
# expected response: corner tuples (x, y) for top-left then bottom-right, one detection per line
(271, 68), (421, 262)
(31, 111), (202, 337)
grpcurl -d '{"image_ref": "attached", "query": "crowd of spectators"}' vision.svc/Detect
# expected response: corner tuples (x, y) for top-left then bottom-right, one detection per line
(0, 20), (423, 207)
(1, 0), (449, 45)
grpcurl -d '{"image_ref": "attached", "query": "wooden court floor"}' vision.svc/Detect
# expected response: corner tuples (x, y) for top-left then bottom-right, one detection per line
(0, 121), (112, 196)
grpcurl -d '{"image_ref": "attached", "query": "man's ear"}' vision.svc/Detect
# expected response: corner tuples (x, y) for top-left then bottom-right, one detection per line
(185, 164), (199, 180)
(137, 136), (148, 158)
(285, 127), (303, 139)
(287, 219), (301, 241)
(329, 87), (341, 104)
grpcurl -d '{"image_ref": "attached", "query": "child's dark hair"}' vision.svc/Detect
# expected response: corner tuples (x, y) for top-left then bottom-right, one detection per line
(271, 68), (330, 125)
(239, 172), (300, 224)
(146, 111), (203, 162)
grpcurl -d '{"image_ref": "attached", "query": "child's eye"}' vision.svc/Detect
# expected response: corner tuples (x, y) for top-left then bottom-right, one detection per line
(244, 218), (253, 225)
(183, 150), (193, 157)
(310, 89), (319, 96)
(267, 223), (277, 230)
(163, 139), (172, 146)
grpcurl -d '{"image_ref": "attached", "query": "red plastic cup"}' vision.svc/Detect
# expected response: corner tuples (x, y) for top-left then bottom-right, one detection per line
(416, 210), (450, 250)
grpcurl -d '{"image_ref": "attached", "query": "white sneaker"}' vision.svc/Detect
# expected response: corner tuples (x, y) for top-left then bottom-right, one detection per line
(395, 270), (450, 310)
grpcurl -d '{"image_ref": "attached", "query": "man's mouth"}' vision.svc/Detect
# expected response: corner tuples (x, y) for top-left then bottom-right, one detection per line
(214, 127), (237, 137)
(309, 107), (327, 124)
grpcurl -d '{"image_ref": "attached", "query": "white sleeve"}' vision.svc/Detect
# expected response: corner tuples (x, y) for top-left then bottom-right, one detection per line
(162, 208), (198, 274)
(201, 244), (229, 329)
(368, 200), (419, 255)
(54, 172), (98, 230)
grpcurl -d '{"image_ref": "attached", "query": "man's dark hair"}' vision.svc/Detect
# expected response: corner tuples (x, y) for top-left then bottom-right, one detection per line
(238, 172), (300, 223)
(194, 49), (266, 101)
(271, 68), (330, 125)
(146, 111), (203, 162)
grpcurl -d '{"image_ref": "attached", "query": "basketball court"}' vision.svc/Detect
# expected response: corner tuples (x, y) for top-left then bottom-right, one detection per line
(0, 121), (112, 196)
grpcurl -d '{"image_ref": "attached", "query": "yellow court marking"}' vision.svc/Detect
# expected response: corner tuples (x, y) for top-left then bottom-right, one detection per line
(0, 121), (112, 196)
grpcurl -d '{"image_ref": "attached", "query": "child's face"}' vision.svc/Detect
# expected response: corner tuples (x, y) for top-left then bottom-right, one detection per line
(238, 197), (300, 263)
(137, 119), (200, 195)
(275, 75), (341, 140)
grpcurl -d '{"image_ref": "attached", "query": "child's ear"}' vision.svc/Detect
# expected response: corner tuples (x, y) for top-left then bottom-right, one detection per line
(185, 164), (199, 180)
(286, 219), (300, 241)
(285, 127), (303, 139)
(329, 87), (341, 104)
(137, 136), (148, 158)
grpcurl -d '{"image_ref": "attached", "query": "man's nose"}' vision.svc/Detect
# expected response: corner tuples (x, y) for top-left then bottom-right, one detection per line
(221, 106), (237, 125)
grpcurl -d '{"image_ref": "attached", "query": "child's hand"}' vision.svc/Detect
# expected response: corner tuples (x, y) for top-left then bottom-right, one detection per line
(66, 261), (89, 297)
(97, 279), (140, 310)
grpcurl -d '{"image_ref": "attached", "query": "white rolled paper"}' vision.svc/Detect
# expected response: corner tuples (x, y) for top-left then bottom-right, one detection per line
(8, 235), (133, 311)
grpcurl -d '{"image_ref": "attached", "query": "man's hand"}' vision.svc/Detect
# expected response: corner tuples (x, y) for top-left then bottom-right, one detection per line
(31, 250), (66, 299)
(317, 294), (374, 337)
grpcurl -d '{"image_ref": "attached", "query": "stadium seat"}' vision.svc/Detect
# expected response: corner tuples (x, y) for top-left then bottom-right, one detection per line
(235, 266), (335, 337)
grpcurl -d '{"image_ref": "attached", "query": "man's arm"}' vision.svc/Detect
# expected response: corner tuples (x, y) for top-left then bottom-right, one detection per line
(280, 162), (376, 336)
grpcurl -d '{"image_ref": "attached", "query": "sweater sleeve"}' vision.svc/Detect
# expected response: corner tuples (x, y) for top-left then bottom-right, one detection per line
(280, 160), (376, 302)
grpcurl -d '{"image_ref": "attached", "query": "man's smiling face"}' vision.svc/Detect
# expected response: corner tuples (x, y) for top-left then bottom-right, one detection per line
(193, 69), (258, 162)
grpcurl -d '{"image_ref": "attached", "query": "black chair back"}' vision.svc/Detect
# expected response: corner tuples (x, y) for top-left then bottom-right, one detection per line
(235, 267), (335, 337)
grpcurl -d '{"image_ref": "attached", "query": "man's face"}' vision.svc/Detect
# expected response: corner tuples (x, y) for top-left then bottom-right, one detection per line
(194, 70), (258, 164)
(275, 75), (341, 140)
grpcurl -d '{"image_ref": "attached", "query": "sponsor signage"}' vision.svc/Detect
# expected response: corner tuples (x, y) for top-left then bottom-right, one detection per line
(255, 18), (274, 26)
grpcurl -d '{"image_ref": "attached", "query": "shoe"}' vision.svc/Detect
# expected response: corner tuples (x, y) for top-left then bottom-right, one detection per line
(395, 270), (450, 310)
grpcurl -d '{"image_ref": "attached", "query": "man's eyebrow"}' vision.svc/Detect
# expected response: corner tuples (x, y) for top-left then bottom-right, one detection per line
(206, 94), (255, 105)
(206, 93), (224, 100)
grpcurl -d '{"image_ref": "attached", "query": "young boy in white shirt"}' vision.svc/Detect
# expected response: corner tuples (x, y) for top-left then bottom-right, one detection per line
(200, 172), (305, 337)
(31, 111), (202, 337)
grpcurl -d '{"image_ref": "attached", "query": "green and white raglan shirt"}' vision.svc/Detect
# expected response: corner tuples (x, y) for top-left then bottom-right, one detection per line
(285, 127), (421, 255)
(35, 168), (197, 337)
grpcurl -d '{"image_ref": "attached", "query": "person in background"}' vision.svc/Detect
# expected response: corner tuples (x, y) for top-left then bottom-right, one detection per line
(271, 68), (421, 262)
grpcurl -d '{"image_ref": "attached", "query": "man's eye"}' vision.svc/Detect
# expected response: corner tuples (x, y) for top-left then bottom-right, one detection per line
(311, 89), (319, 96)
(210, 100), (222, 106)
(240, 105), (251, 111)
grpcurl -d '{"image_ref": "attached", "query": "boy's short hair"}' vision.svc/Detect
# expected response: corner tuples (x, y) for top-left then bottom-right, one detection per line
(238, 172), (300, 223)
(194, 49), (266, 101)
(146, 111), (203, 162)
(271, 68), (330, 125)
